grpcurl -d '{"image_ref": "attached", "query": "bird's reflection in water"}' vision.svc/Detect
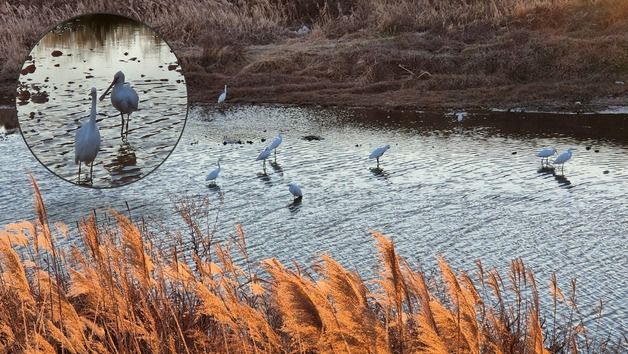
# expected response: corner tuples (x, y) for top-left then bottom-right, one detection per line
(553, 173), (573, 188)
(256, 171), (272, 186)
(269, 161), (283, 175)
(370, 167), (390, 181)
(288, 197), (302, 214)
(106, 142), (141, 186)
(537, 166), (555, 175)
(207, 183), (221, 192)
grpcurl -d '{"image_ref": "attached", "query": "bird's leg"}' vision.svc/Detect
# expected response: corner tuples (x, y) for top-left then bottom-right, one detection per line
(120, 112), (124, 137)
(89, 162), (94, 184)
(78, 163), (81, 183)
(274, 149), (277, 162)
(125, 113), (130, 135)
(377, 157), (380, 169)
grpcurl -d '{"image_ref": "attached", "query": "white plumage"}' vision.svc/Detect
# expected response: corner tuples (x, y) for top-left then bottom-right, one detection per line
(206, 158), (222, 182)
(74, 87), (101, 183)
(369, 144), (390, 167)
(269, 132), (282, 159)
(100, 70), (139, 137)
(218, 85), (227, 104)
(536, 147), (557, 167)
(455, 112), (466, 123)
(288, 183), (302, 198)
(553, 148), (574, 174)
(256, 146), (272, 168)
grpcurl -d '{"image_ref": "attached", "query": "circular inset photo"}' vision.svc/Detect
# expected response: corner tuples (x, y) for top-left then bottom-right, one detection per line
(16, 13), (187, 188)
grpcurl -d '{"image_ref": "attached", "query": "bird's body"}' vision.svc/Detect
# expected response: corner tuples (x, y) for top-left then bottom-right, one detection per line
(455, 112), (466, 123)
(75, 87), (101, 183)
(206, 159), (222, 182)
(288, 183), (303, 199)
(536, 147), (557, 167)
(100, 71), (139, 137)
(553, 148), (574, 174)
(256, 146), (272, 168)
(218, 85), (227, 104)
(269, 132), (282, 160)
(369, 144), (390, 168)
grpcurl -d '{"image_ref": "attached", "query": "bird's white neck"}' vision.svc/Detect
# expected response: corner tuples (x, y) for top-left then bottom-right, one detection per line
(224, 85), (227, 93)
(90, 97), (97, 123)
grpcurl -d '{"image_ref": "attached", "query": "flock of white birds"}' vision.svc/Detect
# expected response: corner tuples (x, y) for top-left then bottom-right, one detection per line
(74, 70), (139, 184)
(208, 89), (575, 200)
(73, 81), (575, 189)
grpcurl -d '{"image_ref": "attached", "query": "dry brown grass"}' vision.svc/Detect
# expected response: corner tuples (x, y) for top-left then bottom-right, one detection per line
(0, 177), (624, 353)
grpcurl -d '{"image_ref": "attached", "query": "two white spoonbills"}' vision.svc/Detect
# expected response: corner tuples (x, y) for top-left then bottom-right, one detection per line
(536, 147), (557, 167)
(268, 132), (282, 160)
(100, 70), (139, 137)
(288, 183), (303, 199)
(553, 148), (574, 174)
(74, 87), (101, 184)
(369, 144), (390, 168)
(218, 85), (227, 104)
(256, 146), (272, 168)
(206, 158), (222, 183)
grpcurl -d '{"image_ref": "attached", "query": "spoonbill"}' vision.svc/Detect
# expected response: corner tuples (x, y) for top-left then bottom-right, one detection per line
(218, 85), (227, 104)
(553, 148), (574, 174)
(288, 183), (303, 199)
(536, 147), (557, 167)
(455, 112), (466, 123)
(206, 158), (222, 183)
(100, 70), (139, 137)
(256, 146), (272, 169)
(268, 132), (282, 160)
(369, 144), (390, 168)
(75, 87), (101, 184)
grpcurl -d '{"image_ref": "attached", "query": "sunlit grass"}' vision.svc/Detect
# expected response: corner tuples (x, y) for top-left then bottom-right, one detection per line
(0, 177), (623, 352)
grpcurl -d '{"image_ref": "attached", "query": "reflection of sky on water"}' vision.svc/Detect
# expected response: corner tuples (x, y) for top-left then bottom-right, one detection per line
(17, 14), (186, 187)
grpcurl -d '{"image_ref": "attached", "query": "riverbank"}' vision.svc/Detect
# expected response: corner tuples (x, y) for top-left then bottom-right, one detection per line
(1, 0), (628, 126)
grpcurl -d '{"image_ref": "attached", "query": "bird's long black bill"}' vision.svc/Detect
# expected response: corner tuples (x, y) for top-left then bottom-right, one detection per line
(99, 79), (116, 101)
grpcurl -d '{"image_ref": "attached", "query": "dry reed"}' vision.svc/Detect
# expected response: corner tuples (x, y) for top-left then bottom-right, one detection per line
(0, 177), (624, 353)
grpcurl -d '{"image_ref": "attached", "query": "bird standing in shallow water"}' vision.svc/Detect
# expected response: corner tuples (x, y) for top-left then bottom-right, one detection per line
(256, 146), (272, 170)
(75, 87), (101, 184)
(206, 158), (222, 184)
(288, 183), (302, 199)
(536, 147), (557, 167)
(268, 132), (282, 161)
(553, 148), (574, 175)
(218, 85), (227, 104)
(100, 70), (139, 138)
(369, 144), (390, 168)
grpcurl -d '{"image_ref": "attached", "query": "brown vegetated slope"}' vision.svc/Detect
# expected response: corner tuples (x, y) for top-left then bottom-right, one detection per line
(1, 0), (628, 112)
(0, 177), (623, 353)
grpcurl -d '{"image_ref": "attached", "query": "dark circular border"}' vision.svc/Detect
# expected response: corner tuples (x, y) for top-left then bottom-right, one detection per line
(15, 11), (190, 189)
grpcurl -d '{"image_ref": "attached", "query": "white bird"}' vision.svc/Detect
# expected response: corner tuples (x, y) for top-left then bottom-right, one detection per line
(256, 146), (272, 169)
(288, 183), (303, 199)
(369, 144), (390, 168)
(75, 87), (101, 184)
(268, 132), (282, 160)
(206, 158), (222, 183)
(536, 147), (557, 167)
(100, 70), (139, 137)
(455, 112), (466, 123)
(553, 148), (574, 174)
(218, 85), (227, 104)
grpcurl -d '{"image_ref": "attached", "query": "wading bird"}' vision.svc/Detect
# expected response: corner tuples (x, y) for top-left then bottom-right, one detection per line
(369, 144), (390, 168)
(553, 148), (574, 175)
(536, 147), (557, 167)
(268, 132), (282, 160)
(206, 158), (222, 183)
(75, 87), (101, 184)
(455, 112), (466, 123)
(256, 146), (272, 169)
(100, 70), (139, 138)
(288, 183), (302, 199)
(218, 85), (227, 104)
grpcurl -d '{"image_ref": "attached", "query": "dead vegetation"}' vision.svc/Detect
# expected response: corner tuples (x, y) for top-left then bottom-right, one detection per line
(1, 0), (628, 110)
(0, 177), (623, 353)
